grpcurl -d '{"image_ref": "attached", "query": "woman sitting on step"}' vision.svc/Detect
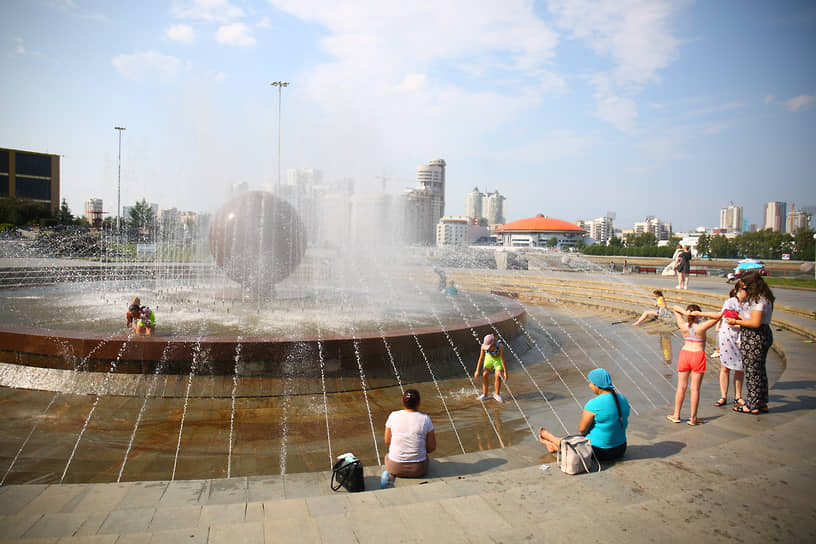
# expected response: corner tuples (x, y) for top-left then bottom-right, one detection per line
(381, 389), (436, 487)
(538, 368), (630, 461)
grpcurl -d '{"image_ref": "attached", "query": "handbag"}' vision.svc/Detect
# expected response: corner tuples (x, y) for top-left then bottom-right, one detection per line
(331, 453), (365, 492)
(557, 435), (600, 475)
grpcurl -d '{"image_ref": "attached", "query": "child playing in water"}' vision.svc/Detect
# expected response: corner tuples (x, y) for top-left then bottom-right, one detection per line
(474, 334), (507, 402)
(633, 290), (669, 326)
(126, 297), (141, 328)
(135, 306), (155, 336)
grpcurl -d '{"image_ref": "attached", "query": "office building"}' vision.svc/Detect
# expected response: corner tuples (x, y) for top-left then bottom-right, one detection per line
(0, 147), (61, 212)
(634, 216), (672, 240)
(465, 187), (484, 219)
(586, 216), (614, 245)
(483, 190), (506, 225)
(720, 205), (743, 233)
(400, 159), (446, 245)
(763, 201), (787, 232)
(84, 198), (103, 228)
(436, 216), (489, 247)
(786, 209), (810, 234)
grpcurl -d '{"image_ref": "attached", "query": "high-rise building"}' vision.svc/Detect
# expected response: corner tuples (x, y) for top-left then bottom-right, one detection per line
(634, 216), (672, 240)
(786, 209), (810, 234)
(720, 205), (743, 232)
(763, 201), (787, 232)
(483, 190), (506, 225)
(465, 187), (484, 219)
(583, 216), (614, 244)
(84, 198), (103, 228)
(0, 147), (61, 212)
(400, 159), (446, 245)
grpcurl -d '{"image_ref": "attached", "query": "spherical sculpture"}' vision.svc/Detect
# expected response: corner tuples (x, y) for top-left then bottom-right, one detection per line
(209, 191), (307, 294)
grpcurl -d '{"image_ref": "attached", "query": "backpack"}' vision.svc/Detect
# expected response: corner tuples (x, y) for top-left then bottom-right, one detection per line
(331, 453), (365, 492)
(557, 435), (600, 475)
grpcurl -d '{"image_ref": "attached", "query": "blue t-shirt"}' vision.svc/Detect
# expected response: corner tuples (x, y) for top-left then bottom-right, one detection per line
(584, 392), (630, 449)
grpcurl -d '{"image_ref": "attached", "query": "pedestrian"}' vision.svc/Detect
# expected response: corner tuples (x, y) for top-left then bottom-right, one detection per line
(675, 246), (692, 289)
(381, 389), (436, 487)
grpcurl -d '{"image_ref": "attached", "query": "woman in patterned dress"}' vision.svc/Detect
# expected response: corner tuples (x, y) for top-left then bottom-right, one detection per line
(726, 271), (774, 414)
(693, 282), (748, 407)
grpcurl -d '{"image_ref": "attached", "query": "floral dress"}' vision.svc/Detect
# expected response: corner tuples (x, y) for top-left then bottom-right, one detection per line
(717, 297), (744, 371)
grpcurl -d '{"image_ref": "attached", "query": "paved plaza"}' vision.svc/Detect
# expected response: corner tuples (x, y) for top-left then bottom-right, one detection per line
(0, 272), (814, 543)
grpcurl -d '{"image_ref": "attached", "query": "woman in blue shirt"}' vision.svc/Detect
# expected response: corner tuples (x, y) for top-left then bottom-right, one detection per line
(538, 368), (630, 461)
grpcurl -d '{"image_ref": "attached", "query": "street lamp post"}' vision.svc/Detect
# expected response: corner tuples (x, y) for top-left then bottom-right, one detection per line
(114, 126), (126, 235)
(270, 81), (289, 190)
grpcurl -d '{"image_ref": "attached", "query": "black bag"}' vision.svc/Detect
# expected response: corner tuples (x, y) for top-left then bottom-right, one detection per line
(331, 453), (365, 492)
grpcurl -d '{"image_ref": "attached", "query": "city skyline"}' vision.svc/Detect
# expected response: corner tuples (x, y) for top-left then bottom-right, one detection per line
(1, 1), (814, 232)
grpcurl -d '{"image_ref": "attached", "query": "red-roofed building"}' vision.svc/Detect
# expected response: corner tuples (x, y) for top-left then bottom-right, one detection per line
(497, 214), (586, 249)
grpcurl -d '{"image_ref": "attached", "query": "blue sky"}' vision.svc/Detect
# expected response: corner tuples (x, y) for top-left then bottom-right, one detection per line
(1, 0), (814, 232)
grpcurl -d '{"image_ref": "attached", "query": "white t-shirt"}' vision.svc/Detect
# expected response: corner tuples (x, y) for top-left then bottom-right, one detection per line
(385, 410), (434, 463)
(746, 296), (773, 325)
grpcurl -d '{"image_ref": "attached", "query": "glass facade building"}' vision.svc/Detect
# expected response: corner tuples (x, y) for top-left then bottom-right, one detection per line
(0, 147), (61, 211)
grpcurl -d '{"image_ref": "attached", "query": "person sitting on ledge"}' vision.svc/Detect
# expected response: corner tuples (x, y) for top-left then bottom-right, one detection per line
(381, 389), (436, 487)
(126, 297), (141, 328)
(445, 281), (458, 295)
(538, 368), (630, 461)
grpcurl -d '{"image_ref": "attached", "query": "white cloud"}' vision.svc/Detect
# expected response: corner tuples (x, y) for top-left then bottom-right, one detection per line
(257, 16), (272, 28)
(764, 94), (775, 105)
(15, 37), (25, 55)
(549, 0), (682, 131)
(264, 0), (562, 174)
(215, 71), (226, 81)
(783, 94), (815, 112)
(112, 51), (183, 81)
(215, 23), (256, 47)
(171, 0), (244, 22)
(166, 24), (195, 44)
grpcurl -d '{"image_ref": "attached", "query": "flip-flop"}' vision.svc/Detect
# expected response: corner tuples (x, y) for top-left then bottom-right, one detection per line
(688, 419), (704, 426)
(666, 415), (682, 423)
(713, 397), (727, 407)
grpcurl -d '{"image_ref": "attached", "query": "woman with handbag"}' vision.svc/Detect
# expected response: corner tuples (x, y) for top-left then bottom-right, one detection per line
(537, 368), (630, 461)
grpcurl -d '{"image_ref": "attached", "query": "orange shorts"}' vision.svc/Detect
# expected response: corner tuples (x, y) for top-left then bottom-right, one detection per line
(678, 349), (706, 373)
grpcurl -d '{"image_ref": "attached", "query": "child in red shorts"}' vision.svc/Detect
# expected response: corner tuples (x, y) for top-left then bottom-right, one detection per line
(667, 304), (718, 426)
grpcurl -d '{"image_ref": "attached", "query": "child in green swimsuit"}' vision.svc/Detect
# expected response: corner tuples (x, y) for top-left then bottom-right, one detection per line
(474, 334), (508, 402)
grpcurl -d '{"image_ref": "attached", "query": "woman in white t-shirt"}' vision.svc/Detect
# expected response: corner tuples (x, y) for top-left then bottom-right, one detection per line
(381, 389), (436, 486)
(726, 271), (775, 414)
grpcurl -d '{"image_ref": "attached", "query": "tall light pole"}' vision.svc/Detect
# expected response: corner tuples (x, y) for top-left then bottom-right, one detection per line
(270, 81), (289, 189)
(114, 126), (126, 234)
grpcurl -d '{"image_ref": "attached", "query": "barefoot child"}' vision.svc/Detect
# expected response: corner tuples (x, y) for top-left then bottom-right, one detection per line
(633, 290), (669, 326)
(474, 334), (507, 402)
(667, 305), (718, 426)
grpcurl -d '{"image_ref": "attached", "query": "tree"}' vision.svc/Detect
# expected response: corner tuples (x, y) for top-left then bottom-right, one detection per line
(55, 198), (74, 225)
(127, 199), (156, 242)
(696, 233), (710, 258)
(546, 236), (558, 248)
(793, 228), (815, 261)
(709, 234), (733, 258)
(608, 236), (623, 248)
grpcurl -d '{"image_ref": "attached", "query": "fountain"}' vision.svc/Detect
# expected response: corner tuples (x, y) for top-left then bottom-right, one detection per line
(0, 190), (532, 484)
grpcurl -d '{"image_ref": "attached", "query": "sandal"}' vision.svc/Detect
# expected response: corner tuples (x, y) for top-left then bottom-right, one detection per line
(688, 418), (704, 426)
(733, 405), (759, 415)
(759, 405), (769, 413)
(713, 397), (727, 407)
(666, 415), (682, 423)
(734, 397), (746, 407)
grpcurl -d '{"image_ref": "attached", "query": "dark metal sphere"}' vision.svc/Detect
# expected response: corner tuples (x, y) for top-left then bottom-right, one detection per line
(209, 191), (307, 291)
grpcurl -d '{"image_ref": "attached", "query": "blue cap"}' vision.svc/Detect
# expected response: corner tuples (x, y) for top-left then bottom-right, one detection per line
(588, 368), (613, 389)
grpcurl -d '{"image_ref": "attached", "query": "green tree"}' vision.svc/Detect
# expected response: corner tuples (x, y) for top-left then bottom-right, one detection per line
(546, 236), (558, 248)
(55, 198), (74, 225)
(608, 236), (623, 248)
(127, 199), (156, 242)
(709, 234), (733, 258)
(696, 233), (710, 258)
(793, 228), (815, 260)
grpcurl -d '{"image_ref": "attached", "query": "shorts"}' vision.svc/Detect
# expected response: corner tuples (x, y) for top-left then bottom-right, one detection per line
(484, 358), (503, 371)
(385, 456), (429, 478)
(678, 349), (706, 373)
(593, 442), (627, 461)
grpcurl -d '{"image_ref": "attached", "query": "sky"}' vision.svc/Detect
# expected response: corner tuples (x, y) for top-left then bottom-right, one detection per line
(1, 0), (814, 232)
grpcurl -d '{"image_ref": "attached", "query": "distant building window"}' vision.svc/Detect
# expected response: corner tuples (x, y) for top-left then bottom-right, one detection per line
(15, 153), (51, 177)
(15, 177), (51, 200)
(0, 174), (8, 196)
(0, 149), (9, 173)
